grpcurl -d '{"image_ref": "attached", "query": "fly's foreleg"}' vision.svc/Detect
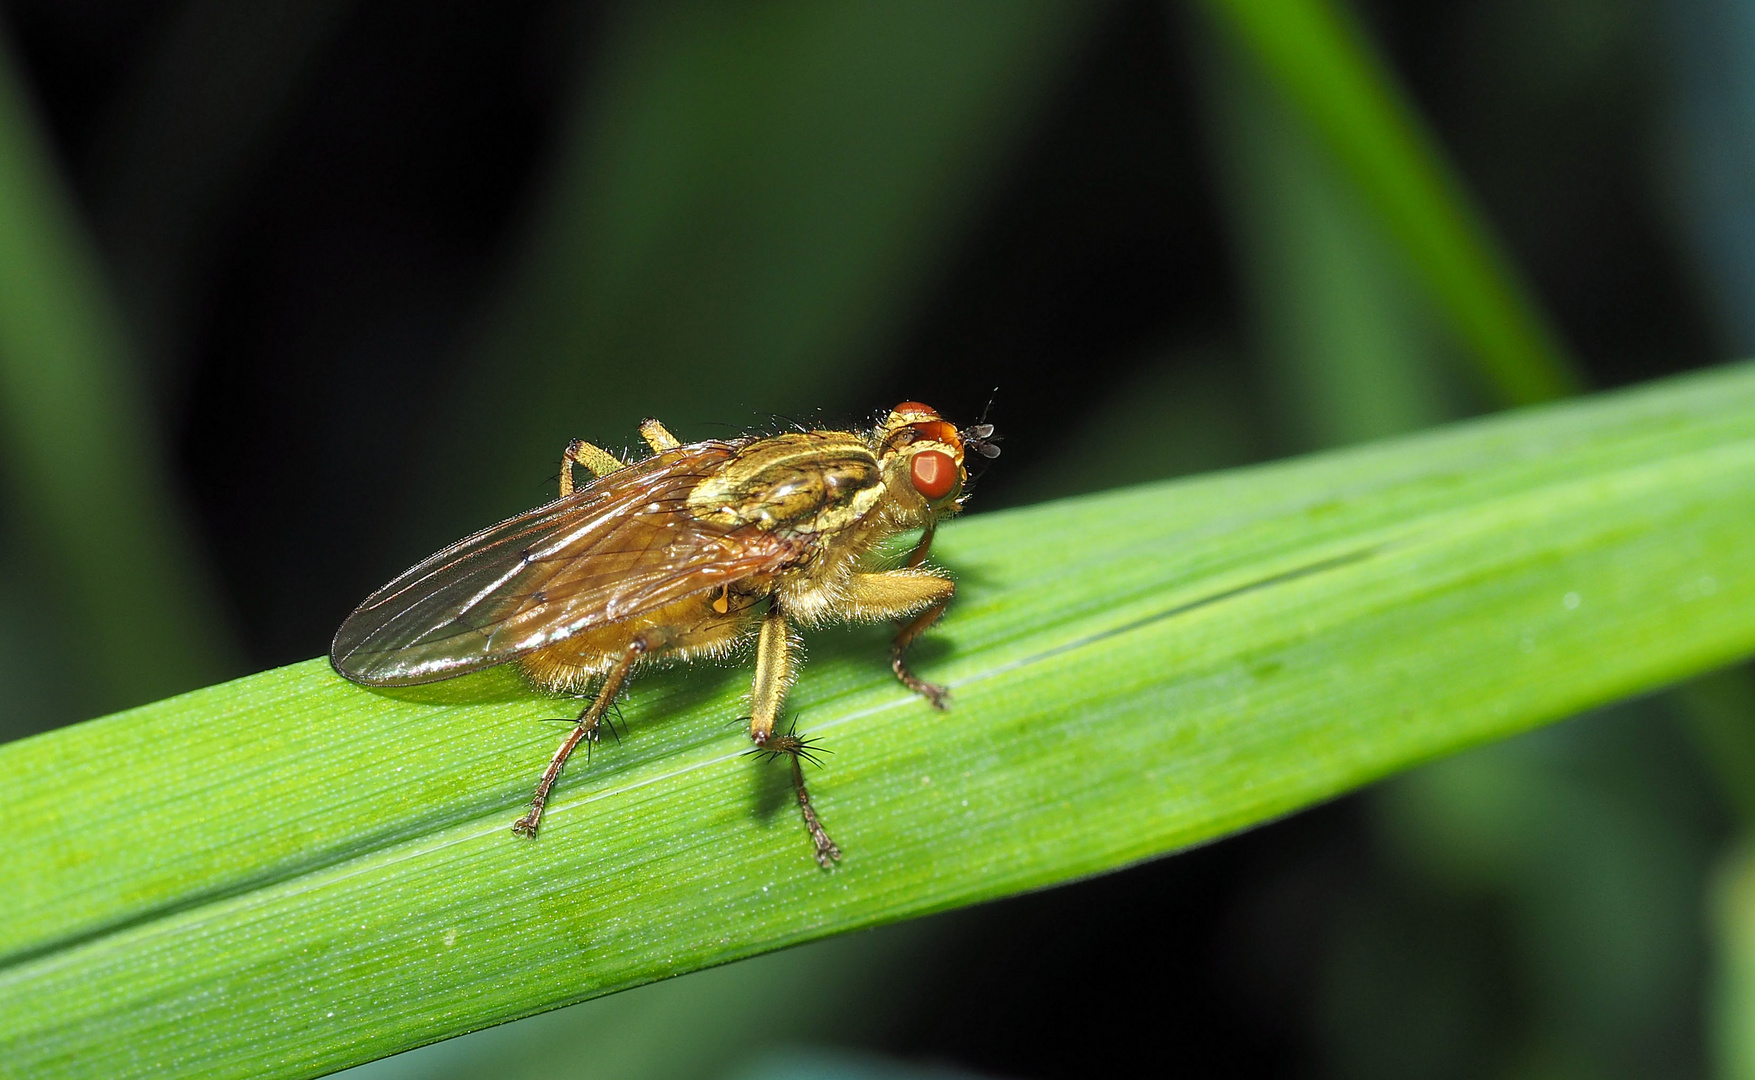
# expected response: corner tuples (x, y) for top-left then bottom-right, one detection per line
(844, 570), (956, 709)
(893, 600), (952, 708)
(903, 520), (936, 569)
(513, 635), (649, 837)
(559, 439), (625, 496)
(748, 601), (839, 866)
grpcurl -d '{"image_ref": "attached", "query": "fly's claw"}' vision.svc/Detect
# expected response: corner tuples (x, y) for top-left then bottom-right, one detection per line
(806, 821), (841, 868)
(892, 657), (950, 710)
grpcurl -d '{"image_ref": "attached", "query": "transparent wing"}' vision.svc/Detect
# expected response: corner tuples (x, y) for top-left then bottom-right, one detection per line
(331, 441), (800, 686)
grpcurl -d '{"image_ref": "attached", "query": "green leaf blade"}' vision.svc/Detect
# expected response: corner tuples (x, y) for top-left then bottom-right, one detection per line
(4, 363), (1755, 1077)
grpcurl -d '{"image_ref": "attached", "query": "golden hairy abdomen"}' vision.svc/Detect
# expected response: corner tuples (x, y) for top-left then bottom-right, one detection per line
(516, 590), (760, 692)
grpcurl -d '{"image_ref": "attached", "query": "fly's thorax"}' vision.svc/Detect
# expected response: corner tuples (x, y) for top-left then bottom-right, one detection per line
(686, 431), (885, 534)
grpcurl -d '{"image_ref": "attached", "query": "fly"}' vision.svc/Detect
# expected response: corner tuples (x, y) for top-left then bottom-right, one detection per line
(331, 403), (997, 866)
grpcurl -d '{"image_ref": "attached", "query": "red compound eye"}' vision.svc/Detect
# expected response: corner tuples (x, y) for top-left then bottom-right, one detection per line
(910, 449), (958, 500)
(909, 419), (961, 450)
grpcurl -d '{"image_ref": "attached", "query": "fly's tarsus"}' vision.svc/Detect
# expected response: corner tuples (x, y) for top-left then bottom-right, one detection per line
(746, 722), (840, 867)
(892, 655), (949, 710)
(795, 761), (841, 868)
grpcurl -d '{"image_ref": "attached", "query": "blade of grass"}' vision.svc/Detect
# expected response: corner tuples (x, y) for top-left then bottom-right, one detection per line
(1716, 842), (1755, 1080)
(5, 363), (1755, 1078)
(1191, 0), (1584, 405)
(1194, 17), (1459, 446)
(337, 918), (937, 1080)
(0, 29), (233, 716)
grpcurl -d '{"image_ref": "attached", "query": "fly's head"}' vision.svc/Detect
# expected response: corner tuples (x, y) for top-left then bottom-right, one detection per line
(873, 401), (995, 526)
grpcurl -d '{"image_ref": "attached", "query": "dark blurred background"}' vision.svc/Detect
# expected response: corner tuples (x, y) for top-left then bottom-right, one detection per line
(1, 0), (1751, 1076)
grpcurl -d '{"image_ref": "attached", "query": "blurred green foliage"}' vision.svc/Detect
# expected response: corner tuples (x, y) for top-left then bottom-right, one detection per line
(0, 30), (233, 727)
(1199, 0), (1582, 406)
(415, 0), (1102, 541)
(1197, 2), (1741, 1075)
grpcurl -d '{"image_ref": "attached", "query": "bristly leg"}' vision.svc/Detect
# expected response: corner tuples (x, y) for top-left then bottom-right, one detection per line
(749, 725), (840, 867)
(744, 599), (837, 864)
(538, 697), (623, 747)
(513, 638), (646, 837)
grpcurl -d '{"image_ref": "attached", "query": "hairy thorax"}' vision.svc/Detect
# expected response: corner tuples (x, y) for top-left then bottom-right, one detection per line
(687, 432), (885, 535)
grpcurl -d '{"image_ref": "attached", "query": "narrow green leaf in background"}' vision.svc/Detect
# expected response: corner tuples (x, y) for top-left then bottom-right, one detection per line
(1717, 844), (1755, 1080)
(1193, 0), (1584, 405)
(1194, 15), (1457, 447)
(4, 361), (1755, 1078)
(1191, 7), (1749, 1069)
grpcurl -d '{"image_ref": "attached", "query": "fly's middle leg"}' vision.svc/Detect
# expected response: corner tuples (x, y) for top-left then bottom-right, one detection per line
(747, 601), (839, 866)
(747, 601), (796, 746)
(512, 635), (650, 837)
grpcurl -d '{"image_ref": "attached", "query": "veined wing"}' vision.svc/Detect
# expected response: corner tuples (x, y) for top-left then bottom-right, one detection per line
(331, 441), (799, 686)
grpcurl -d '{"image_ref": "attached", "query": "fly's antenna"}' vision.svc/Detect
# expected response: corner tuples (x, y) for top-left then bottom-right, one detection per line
(960, 389), (1002, 463)
(962, 425), (1001, 460)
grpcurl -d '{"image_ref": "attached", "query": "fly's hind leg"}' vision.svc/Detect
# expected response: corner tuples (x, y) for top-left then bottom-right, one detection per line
(639, 418), (680, 452)
(558, 419), (677, 497)
(844, 567), (956, 709)
(747, 600), (840, 866)
(513, 634), (652, 837)
(559, 439), (625, 496)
